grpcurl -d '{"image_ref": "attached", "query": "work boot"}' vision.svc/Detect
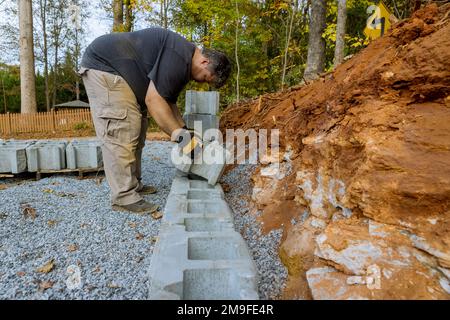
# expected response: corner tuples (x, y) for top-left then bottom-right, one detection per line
(138, 185), (158, 195)
(112, 199), (159, 214)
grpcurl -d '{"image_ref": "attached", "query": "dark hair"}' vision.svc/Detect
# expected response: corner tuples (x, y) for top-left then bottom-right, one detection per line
(202, 48), (231, 88)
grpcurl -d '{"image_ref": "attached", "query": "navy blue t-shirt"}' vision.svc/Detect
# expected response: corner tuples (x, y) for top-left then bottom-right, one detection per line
(81, 27), (196, 108)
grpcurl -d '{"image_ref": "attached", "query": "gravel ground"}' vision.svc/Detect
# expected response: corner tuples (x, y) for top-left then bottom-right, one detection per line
(0, 141), (175, 300)
(0, 139), (286, 300)
(221, 164), (288, 300)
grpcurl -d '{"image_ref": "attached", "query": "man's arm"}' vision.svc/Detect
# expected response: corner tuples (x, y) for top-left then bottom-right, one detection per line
(170, 102), (185, 128)
(145, 80), (182, 139)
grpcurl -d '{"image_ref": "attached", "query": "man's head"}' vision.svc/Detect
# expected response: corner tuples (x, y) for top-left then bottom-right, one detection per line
(191, 48), (231, 88)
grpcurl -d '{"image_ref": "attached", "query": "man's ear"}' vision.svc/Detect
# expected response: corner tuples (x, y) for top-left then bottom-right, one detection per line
(201, 57), (210, 67)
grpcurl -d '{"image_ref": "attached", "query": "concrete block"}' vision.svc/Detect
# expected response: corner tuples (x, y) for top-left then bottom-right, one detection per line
(163, 194), (234, 225)
(0, 140), (35, 173)
(171, 141), (231, 186)
(183, 114), (219, 138)
(66, 140), (103, 169)
(185, 90), (219, 115)
(148, 225), (259, 300)
(0, 147), (27, 173)
(190, 141), (231, 185)
(26, 141), (67, 172)
(170, 175), (224, 196)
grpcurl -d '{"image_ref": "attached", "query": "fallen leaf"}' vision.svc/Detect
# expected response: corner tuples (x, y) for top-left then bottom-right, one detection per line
(135, 233), (144, 240)
(152, 156), (161, 161)
(151, 211), (163, 220)
(67, 244), (78, 252)
(47, 220), (57, 227)
(16, 271), (26, 277)
(21, 204), (37, 220)
(222, 183), (231, 193)
(128, 222), (137, 228)
(42, 188), (54, 194)
(36, 259), (55, 273)
(150, 236), (158, 244)
(57, 192), (76, 198)
(39, 280), (54, 292)
(0, 184), (8, 190)
(107, 282), (120, 289)
(92, 266), (101, 273)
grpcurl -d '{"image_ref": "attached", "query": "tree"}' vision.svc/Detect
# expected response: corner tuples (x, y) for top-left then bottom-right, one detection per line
(37, 0), (51, 111)
(281, 0), (298, 89)
(304, 0), (327, 81)
(113, 0), (124, 32)
(124, 0), (134, 32)
(18, 0), (37, 113)
(234, 0), (240, 101)
(334, 0), (347, 67)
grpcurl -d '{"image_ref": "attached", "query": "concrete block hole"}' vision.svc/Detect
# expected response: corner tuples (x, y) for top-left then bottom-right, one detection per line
(183, 268), (239, 300)
(187, 201), (224, 214)
(187, 190), (222, 200)
(188, 237), (243, 260)
(184, 218), (229, 232)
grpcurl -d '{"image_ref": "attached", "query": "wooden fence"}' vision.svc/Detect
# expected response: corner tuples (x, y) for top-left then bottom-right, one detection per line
(0, 109), (93, 134)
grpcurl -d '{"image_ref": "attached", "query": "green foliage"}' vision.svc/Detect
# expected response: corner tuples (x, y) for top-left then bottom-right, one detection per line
(73, 121), (90, 130)
(0, 64), (21, 113)
(1, 0), (419, 115)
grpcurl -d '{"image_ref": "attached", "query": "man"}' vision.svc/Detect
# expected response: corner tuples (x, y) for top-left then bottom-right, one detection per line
(79, 27), (231, 213)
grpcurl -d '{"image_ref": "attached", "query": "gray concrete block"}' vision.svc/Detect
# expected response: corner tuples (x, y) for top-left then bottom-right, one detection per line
(163, 194), (234, 225)
(183, 114), (219, 138)
(0, 141), (35, 173)
(66, 140), (103, 169)
(185, 90), (219, 115)
(26, 141), (67, 172)
(0, 147), (27, 173)
(190, 141), (230, 185)
(148, 225), (259, 300)
(170, 175), (224, 196)
(171, 141), (231, 186)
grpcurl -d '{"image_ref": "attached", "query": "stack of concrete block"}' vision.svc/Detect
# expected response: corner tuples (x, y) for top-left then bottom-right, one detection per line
(174, 90), (230, 186)
(148, 173), (259, 300)
(26, 140), (67, 172)
(0, 140), (35, 173)
(66, 139), (103, 170)
(183, 90), (220, 138)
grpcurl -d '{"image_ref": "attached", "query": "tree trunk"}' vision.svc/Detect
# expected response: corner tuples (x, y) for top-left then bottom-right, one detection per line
(40, 0), (50, 111)
(52, 44), (59, 107)
(303, 0), (327, 81)
(334, 0), (346, 67)
(18, 0), (37, 114)
(163, 0), (168, 29)
(235, 0), (240, 102)
(124, 0), (133, 32)
(113, 0), (123, 32)
(281, 0), (297, 89)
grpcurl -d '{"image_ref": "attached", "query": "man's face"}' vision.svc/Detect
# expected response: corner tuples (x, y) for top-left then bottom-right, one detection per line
(193, 58), (215, 84)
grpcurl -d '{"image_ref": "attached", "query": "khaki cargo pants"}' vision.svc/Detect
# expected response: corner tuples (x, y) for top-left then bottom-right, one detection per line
(80, 68), (148, 206)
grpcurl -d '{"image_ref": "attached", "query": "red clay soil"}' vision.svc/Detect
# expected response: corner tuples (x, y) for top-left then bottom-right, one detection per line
(221, 4), (450, 300)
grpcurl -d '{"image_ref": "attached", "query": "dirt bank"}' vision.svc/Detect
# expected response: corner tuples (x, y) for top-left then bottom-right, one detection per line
(220, 4), (450, 299)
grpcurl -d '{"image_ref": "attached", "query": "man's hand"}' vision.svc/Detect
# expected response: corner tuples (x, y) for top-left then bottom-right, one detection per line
(173, 126), (203, 160)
